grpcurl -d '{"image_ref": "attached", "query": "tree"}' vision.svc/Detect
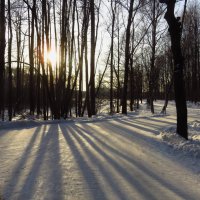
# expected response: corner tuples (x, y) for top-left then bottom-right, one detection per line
(122, 0), (135, 114)
(160, 0), (188, 139)
(8, 0), (13, 121)
(0, 0), (5, 120)
(110, 0), (117, 114)
(182, 2), (200, 103)
(90, 0), (96, 115)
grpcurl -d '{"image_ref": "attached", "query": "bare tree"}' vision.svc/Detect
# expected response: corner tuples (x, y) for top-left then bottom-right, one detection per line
(122, 0), (135, 114)
(160, 0), (188, 139)
(90, 0), (96, 115)
(0, 0), (5, 120)
(8, 0), (13, 121)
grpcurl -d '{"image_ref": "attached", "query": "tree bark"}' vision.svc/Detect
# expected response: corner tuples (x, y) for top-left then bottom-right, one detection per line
(8, 0), (13, 121)
(110, 0), (116, 114)
(162, 0), (188, 139)
(0, 0), (5, 120)
(29, 0), (36, 115)
(90, 0), (96, 115)
(122, 0), (134, 114)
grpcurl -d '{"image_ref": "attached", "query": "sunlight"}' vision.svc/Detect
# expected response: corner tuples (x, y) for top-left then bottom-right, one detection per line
(47, 49), (57, 69)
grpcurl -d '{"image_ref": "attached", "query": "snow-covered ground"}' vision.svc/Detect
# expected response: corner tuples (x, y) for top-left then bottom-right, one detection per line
(0, 101), (200, 200)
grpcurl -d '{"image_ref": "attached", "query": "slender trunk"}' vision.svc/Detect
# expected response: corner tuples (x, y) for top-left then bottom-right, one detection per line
(15, 15), (22, 114)
(149, 0), (156, 114)
(117, 10), (120, 113)
(110, 0), (116, 114)
(130, 58), (134, 111)
(84, 6), (91, 117)
(29, 0), (36, 115)
(90, 0), (96, 115)
(37, 30), (41, 116)
(8, 0), (13, 121)
(42, 0), (47, 120)
(0, 0), (5, 120)
(64, 0), (76, 118)
(122, 0), (134, 114)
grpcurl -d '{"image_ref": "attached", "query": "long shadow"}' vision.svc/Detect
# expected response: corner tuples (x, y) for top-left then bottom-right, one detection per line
(17, 124), (63, 200)
(3, 125), (43, 199)
(0, 121), (41, 132)
(44, 124), (63, 199)
(146, 117), (176, 126)
(113, 118), (161, 136)
(61, 124), (161, 200)
(75, 124), (139, 163)
(81, 122), (165, 162)
(74, 125), (159, 198)
(73, 126), (155, 200)
(89, 121), (196, 200)
(60, 124), (109, 200)
(111, 117), (200, 175)
(128, 118), (170, 131)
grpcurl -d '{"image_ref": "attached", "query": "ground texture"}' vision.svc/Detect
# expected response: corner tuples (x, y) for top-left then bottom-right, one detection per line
(0, 102), (200, 200)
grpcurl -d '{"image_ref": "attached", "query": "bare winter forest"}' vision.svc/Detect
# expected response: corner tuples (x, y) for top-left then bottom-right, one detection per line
(1, 1), (200, 200)
(0, 0), (200, 136)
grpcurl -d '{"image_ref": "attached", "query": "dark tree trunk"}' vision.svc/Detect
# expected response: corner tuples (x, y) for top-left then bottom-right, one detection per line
(29, 0), (36, 115)
(64, 0), (76, 118)
(110, 0), (116, 114)
(36, 34), (41, 116)
(0, 0), (5, 120)
(161, 77), (173, 114)
(149, 0), (156, 114)
(117, 16), (120, 113)
(122, 0), (134, 114)
(8, 0), (13, 121)
(130, 58), (134, 111)
(85, 23), (91, 117)
(15, 15), (22, 114)
(162, 0), (188, 139)
(90, 0), (96, 115)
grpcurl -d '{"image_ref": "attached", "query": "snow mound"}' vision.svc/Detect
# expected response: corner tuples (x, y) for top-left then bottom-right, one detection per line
(160, 121), (200, 158)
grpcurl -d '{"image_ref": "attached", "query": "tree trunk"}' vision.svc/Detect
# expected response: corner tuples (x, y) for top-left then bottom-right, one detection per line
(29, 0), (36, 115)
(8, 0), (13, 121)
(0, 0), (5, 120)
(149, 0), (156, 114)
(162, 0), (188, 139)
(90, 0), (96, 115)
(122, 0), (134, 114)
(110, 0), (116, 114)
(15, 15), (22, 115)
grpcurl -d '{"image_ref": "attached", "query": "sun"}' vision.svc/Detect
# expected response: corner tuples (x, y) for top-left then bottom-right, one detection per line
(47, 49), (57, 68)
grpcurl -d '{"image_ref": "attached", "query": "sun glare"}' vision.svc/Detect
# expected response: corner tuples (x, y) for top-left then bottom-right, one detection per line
(47, 50), (57, 68)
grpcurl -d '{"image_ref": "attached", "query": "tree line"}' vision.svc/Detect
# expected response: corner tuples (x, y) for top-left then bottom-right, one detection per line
(0, 0), (199, 138)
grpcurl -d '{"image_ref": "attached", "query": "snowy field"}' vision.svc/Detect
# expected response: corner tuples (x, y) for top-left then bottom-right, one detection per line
(0, 101), (200, 200)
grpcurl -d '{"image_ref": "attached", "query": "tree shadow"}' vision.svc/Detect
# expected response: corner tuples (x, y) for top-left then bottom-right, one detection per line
(3, 124), (63, 200)
(3, 125), (43, 199)
(60, 124), (111, 200)
(60, 122), (194, 200)
(78, 121), (196, 199)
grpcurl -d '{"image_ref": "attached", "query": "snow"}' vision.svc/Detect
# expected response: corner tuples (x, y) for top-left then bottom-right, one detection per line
(160, 120), (200, 158)
(0, 101), (200, 200)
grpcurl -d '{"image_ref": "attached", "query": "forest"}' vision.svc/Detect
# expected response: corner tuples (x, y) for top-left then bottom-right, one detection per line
(0, 0), (199, 127)
(1, 1), (200, 199)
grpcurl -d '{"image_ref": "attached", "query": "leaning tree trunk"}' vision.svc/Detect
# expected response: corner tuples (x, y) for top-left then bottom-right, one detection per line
(161, 0), (188, 139)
